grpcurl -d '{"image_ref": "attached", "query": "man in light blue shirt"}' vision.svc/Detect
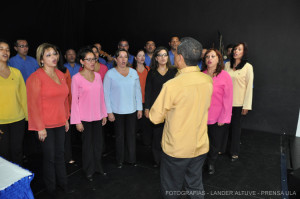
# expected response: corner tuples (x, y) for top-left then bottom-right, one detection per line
(106, 39), (134, 69)
(144, 41), (156, 66)
(64, 49), (81, 78)
(8, 39), (39, 82)
(168, 36), (180, 66)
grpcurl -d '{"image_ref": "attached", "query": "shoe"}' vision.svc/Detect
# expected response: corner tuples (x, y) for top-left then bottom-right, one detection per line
(96, 171), (107, 176)
(86, 174), (93, 182)
(129, 162), (137, 167)
(117, 163), (123, 168)
(208, 164), (215, 175)
(231, 155), (239, 162)
(68, 160), (75, 164)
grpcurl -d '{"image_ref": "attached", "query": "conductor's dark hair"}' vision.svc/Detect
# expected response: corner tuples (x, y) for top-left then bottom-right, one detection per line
(177, 37), (203, 66)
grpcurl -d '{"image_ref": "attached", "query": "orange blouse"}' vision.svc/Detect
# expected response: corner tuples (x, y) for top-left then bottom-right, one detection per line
(136, 66), (150, 103)
(64, 69), (72, 111)
(26, 68), (69, 131)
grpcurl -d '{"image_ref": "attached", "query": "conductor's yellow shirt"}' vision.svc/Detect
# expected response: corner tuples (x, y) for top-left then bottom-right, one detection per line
(149, 66), (212, 158)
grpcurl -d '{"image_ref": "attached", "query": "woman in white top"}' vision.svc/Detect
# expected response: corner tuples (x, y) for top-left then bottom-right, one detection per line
(224, 42), (254, 162)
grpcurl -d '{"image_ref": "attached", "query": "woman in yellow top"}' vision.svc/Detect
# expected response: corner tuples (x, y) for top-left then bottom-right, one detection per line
(224, 42), (254, 162)
(0, 39), (28, 165)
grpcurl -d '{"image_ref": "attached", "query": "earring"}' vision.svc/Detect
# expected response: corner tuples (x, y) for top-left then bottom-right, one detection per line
(41, 63), (44, 67)
(82, 64), (84, 68)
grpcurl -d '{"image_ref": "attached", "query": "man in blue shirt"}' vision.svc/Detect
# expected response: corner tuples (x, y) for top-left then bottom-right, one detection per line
(8, 39), (39, 82)
(64, 49), (81, 78)
(144, 41), (156, 66)
(223, 44), (234, 63)
(106, 39), (134, 69)
(94, 42), (113, 65)
(168, 36), (180, 66)
(197, 48), (207, 70)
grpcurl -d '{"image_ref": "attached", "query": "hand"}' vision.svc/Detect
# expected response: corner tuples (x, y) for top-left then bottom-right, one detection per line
(241, 109), (249, 115)
(65, 120), (70, 132)
(137, 110), (143, 119)
(76, 123), (84, 133)
(38, 129), (47, 142)
(144, 109), (149, 118)
(107, 55), (114, 62)
(108, 113), (115, 122)
(102, 117), (107, 126)
(217, 123), (224, 126)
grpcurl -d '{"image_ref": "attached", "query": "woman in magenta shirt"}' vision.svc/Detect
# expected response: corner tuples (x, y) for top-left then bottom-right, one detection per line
(71, 47), (107, 182)
(202, 49), (233, 175)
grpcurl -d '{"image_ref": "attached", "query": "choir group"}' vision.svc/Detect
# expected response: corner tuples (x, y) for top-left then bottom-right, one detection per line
(0, 36), (253, 197)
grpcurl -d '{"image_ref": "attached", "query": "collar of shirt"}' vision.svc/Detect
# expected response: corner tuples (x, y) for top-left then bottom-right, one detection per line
(16, 54), (28, 61)
(177, 66), (200, 75)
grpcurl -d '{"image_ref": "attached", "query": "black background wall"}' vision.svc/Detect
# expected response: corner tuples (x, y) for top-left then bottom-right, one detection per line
(2, 0), (300, 135)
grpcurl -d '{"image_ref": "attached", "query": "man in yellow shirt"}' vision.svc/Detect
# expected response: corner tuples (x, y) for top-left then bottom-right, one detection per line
(150, 37), (212, 199)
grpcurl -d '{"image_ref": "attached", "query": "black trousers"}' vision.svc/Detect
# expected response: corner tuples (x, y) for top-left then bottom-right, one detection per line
(114, 112), (136, 164)
(64, 120), (73, 163)
(81, 120), (104, 176)
(229, 107), (243, 156)
(39, 126), (67, 192)
(0, 119), (25, 165)
(160, 152), (206, 199)
(137, 104), (152, 146)
(152, 123), (164, 164)
(207, 123), (228, 165)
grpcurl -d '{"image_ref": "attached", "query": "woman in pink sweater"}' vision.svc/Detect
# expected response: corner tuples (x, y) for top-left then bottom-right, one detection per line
(70, 47), (107, 182)
(202, 49), (233, 175)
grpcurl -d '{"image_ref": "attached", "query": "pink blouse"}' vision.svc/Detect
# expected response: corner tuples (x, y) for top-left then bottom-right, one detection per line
(203, 70), (233, 124)
(70, 72), (107, 124)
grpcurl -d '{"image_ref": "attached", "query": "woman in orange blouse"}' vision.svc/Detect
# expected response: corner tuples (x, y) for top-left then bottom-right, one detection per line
(26, 43), (71, 195)
(56, 47), (75, 165)
(132, 49), (151, 146)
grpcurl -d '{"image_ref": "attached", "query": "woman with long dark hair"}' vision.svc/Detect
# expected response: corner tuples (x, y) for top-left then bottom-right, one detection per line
(224, 42), (254, 162)
(56, 47), (75, 165)
(132, 49), (151, 146)
(144, 46), (177, 167)
(202, 49), (233, 174)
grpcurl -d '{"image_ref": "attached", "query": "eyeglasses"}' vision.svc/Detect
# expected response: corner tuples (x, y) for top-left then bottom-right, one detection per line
(157, 53), (168, 58)
(17, 45), (29, 48)
(119, 44), (129, 47)
(84, 58), (97, 62)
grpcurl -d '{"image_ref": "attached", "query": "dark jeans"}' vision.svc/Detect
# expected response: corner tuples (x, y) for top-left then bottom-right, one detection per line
(0, 119), (25, 165)
(229, 107), (243, 156)
(152, 123), (164, 164)
(160, 152), (207, 199)
(39, 126), (67, 192)
(207, 123), (228, 165)
(114, 112), (137, 164)
(81, 120), (104, 176)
